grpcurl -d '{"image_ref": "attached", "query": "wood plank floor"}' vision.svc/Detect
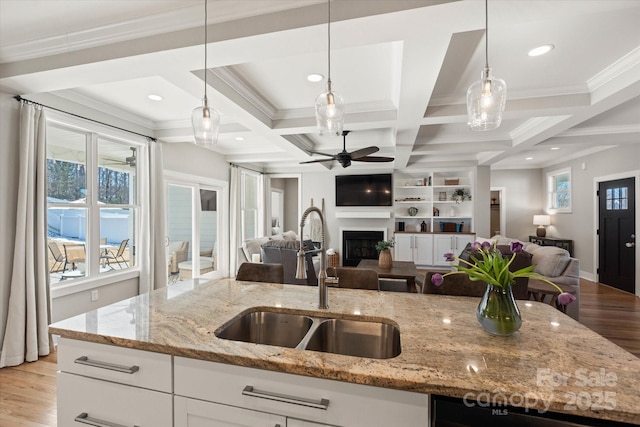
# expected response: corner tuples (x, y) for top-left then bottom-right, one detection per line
(0, 278), (638, 426)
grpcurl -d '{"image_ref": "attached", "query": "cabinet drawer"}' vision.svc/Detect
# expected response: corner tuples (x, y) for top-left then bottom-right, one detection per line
(175, 357), (429, 426)
(175, 396), (287, 427)
(57, 372), (172, 427)
(58, 337), (172, 392)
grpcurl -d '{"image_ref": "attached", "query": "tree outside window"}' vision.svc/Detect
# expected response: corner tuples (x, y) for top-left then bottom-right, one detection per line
(547, 167), (571, 213)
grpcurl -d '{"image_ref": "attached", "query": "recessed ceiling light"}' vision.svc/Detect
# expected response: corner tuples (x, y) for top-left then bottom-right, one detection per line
(235, 136), (244, 141)
(526, 157), (534, 160)
(550, 147), (560, 150)
(307, 73), (324, 82)
(528, 44), (554, 57)
(147, 94), (163, 101)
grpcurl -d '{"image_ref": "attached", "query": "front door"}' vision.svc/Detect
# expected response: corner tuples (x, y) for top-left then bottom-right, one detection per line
(598, 177), (636, 293)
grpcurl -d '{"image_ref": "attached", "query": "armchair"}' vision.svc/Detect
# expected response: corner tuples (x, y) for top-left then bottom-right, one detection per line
(168, 241), (189, 274)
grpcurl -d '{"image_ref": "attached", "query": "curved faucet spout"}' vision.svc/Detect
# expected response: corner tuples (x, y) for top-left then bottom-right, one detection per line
(296, 206), (328, 309)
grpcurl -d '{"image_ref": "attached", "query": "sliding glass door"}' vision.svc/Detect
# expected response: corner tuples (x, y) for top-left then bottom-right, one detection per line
(166, 175), (227, 282)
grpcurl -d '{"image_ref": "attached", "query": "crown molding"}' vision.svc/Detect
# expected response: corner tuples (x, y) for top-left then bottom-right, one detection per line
(588, 46), (640, 92)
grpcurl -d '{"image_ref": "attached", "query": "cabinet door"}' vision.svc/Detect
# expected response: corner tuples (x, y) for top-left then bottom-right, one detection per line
(432, 234), (454, 266)
(57, 372), (172, 427)
(175, 396), (286, 427)
(453, 235), (473, 253)
(394, 234), (414, 262)
(413, 234), (433, 265)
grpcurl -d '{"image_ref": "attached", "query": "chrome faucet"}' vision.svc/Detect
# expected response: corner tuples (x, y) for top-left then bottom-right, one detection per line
(296, 206), (328, 309)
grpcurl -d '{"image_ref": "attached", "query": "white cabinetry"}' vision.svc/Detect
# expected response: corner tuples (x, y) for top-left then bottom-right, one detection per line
(57, 337), (172, 427)
(432, 234), (475, 267)
(394, 233), (433, 266)
(174, 356), (429, 427)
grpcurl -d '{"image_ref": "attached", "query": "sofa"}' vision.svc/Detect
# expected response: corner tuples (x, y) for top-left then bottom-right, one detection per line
(491, 235), (580, 320)
(237, 231), (321, 286)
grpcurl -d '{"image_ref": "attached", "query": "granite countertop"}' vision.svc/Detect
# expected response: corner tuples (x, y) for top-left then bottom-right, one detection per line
(49, 278), (640, 424)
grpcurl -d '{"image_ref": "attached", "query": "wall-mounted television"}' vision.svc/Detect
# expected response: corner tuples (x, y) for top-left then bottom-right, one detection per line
(335, 174), (393, 207)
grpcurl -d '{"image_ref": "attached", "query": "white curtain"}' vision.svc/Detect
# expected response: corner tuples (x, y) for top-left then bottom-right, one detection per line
(0, 103), (51, 367)
(139, 142), (167, 293)
(229, 165), (243, 274)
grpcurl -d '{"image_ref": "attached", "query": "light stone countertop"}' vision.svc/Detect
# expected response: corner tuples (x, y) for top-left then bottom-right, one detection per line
(49, 278), (640, 424)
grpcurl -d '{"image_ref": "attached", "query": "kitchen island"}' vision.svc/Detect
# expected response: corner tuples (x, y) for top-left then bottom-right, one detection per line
(49, 278), (640, 425)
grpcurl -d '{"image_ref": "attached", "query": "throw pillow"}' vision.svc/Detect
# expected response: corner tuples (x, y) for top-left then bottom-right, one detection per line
(282, 230), (298, 241)
(531, 246), (570, 277)
(242, 236), (270, 261)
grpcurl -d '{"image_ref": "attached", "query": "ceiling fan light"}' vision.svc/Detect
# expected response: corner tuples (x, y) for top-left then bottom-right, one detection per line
(315, 86), (344, 136)
(467, 67), (507, 131)
(192, 96), (220, 147)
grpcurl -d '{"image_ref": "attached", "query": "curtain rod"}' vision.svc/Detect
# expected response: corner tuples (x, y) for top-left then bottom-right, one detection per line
(14, 95), (157, 142)
(230, 163), (264, 174)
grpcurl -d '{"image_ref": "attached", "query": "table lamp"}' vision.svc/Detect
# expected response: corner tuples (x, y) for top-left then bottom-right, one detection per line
(533, 215), (551, 237)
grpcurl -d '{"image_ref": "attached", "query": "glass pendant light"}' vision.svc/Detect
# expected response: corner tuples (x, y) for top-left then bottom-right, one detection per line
(192, 0), (220, 147)
(467, 0), (506, 131)
(315, 0), (344, 136)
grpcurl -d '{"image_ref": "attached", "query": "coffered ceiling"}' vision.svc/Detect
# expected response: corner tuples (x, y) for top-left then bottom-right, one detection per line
(1, 0), (638, 173)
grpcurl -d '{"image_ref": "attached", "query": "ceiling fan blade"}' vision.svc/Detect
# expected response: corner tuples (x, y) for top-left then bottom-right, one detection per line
(353, 156), (395, 162)
(299, 158), (336, 164)
(349, 146), (379, 159)
(306, 150), (336, 157)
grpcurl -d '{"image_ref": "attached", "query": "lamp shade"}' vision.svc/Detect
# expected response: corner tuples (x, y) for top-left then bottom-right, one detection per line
(467, 68), (507, 131)
(191, 97), (220, 147)
(533, 215), (551, 226)
(315, 84), (345, 136)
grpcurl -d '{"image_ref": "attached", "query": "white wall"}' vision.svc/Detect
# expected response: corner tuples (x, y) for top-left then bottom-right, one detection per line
(162, 142), (230, 182)
(490, 169), (544, 242)
(474, 166), (491, 237)
(541, 144), (640, 278)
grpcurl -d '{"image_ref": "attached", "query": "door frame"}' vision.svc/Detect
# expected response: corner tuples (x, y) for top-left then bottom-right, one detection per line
(592, 170), (640, 297)
(490, 186), (507, 237)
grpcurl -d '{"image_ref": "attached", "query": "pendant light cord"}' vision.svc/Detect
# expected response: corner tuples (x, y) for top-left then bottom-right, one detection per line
(327, 0), (331, 82)
(484, 0), (489, 69)
(204, 0), (208, 97)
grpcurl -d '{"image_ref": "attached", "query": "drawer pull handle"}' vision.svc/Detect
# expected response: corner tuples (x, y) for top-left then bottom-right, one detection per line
(74, 412), (139, 427)
(74, 356), (140, 374)
(242, 385), (329, 410)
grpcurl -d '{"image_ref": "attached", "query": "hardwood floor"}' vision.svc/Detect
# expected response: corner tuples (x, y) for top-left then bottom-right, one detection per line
(0, 351), (57, 427)
(0, 279), (638, 426)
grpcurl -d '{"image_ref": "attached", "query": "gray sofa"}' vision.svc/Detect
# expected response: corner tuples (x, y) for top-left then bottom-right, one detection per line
(492, 235), (580, 320)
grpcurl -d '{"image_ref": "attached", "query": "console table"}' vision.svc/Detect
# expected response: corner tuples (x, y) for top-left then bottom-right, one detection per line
(528, 236), (573, 256)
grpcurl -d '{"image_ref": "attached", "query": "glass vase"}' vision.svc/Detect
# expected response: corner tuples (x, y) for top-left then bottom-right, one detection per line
(476, 283), (522, 336)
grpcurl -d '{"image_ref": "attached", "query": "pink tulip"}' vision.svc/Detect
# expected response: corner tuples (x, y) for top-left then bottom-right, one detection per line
(558, 292), (577, 305)
(431, 273), (444, 287)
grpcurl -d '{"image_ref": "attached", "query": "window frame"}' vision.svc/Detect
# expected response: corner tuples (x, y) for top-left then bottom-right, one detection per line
(547, 167), (572, 213)
(46, 112), (146, 294)
(240, 169), (264, 241)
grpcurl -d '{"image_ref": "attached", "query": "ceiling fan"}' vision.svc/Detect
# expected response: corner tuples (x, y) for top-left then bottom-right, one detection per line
(103, 147), (137, 167)
(300, 131), (394, 168)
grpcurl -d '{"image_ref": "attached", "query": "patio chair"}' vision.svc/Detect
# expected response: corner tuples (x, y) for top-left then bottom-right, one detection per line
(101, 238), (129, 269)
(48, 241), (66, 272)
(63, 243), (86, 272)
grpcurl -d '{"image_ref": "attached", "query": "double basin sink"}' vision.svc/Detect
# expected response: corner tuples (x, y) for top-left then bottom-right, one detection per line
(216, 309), (401, 359)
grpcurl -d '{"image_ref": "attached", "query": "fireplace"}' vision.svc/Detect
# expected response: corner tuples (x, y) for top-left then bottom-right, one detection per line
(342, 230), (385, 266)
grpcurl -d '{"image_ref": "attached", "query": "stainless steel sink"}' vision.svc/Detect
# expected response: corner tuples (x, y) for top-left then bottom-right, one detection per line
(216, 311), (313, 348)
(304, 318), (401, 359)
(216, 308), (401, 359)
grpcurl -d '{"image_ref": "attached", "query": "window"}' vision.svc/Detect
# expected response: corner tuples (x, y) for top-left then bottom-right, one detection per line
(47, 123), (140, 285)
(241, 170), (262, 241)
(547, 168), (571, 213)
(606, 186), (628, 210)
